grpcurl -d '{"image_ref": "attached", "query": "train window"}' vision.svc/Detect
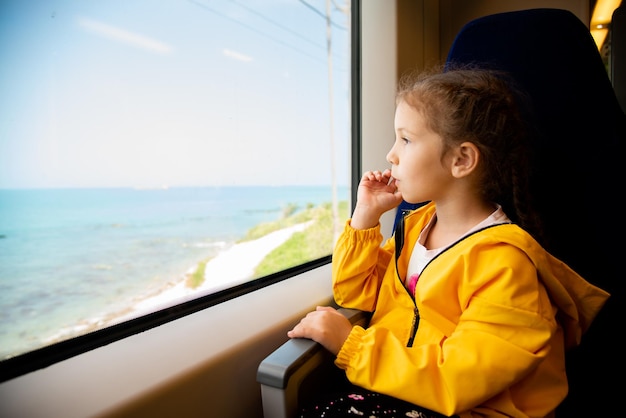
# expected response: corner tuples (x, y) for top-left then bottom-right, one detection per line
(0, 0), (355, 379)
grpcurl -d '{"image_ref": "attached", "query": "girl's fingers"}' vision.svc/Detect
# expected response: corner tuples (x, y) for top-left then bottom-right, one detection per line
(362, 170), (391, 183)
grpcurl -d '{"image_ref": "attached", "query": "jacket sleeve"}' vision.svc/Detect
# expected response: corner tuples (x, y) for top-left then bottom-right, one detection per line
(331, 220), (395, 312)
(335, 244), (559, 416)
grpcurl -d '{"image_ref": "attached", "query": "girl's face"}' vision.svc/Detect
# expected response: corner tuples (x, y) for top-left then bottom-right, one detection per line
(386, 99), (454, 204)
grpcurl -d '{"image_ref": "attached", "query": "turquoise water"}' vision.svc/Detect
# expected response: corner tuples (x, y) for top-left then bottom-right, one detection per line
(0, 186), (347, 359)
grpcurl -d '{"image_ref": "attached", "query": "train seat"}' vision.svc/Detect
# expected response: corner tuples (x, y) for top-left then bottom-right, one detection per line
(257, 8), (626, 418)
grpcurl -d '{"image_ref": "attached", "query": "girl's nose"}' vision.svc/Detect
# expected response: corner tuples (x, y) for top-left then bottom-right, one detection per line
(386, 146), (396, 166)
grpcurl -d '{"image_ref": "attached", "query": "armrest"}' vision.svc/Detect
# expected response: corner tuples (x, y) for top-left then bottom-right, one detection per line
(257, 308), (370, 418)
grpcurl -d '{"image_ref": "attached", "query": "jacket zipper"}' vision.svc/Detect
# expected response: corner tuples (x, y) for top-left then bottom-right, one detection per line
(393, 210), (421, 347)
(407, 306), (420, 347)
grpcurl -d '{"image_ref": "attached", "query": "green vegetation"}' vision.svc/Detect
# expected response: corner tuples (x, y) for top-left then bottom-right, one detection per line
(253, 200), (349, 277)
(190, 200), (350, 288)
(186, 258), (209, 288)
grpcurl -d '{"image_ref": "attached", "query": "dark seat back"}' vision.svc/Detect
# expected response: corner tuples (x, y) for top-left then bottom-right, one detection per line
(444, 8), (625, 415)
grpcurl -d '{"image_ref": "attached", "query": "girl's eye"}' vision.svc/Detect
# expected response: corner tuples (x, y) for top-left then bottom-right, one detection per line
(402, 137), (410, 144)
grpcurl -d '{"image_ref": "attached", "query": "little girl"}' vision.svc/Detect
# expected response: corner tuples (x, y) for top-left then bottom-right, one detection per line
(287, 67), (610, 417)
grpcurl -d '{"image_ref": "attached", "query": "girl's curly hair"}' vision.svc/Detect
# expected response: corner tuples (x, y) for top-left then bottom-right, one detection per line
(397, 65), (544, 244)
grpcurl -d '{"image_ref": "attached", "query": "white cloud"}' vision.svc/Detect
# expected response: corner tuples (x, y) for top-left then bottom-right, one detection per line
(77, 17), (172, 55)
(223, 48), (253, 62)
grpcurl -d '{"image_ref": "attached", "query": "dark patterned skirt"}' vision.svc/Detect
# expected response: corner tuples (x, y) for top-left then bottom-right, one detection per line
(299, 385), (455, 418)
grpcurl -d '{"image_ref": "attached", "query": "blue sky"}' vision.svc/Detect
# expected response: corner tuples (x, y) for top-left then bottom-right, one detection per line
(0, 0), (351, 189)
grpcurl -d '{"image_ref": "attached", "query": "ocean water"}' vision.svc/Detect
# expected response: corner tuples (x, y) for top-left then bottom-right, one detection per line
(0, 186), (346, 360)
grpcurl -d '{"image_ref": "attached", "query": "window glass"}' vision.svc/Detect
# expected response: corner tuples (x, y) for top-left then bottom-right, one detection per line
(0, 0), (351, 363)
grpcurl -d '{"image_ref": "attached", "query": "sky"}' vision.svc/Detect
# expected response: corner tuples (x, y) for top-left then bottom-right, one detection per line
(0, 0), (351, 189)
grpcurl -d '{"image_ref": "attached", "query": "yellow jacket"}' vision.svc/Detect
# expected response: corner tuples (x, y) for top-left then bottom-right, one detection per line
(332, 202), (609, 417)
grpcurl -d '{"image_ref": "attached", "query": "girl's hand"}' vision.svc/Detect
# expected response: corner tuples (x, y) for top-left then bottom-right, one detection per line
(351, 168), (403, 229)
(287, 306), (353, 356)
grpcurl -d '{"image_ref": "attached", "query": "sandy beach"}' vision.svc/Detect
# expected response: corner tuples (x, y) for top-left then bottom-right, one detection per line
(109, 220), (314, 324)
(43, 219), (318, 346)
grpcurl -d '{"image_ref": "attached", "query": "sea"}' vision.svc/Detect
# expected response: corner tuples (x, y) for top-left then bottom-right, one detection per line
(0, 186), (347, 360)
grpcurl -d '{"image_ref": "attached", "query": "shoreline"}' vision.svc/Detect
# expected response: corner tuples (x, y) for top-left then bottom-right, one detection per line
(47, 220), (315, 339)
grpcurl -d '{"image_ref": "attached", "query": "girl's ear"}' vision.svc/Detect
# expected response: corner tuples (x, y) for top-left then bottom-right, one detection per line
(450, 142), (480, 178)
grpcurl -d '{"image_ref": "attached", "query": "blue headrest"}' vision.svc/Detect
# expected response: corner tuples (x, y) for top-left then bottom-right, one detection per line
(446, 9), (625, 275)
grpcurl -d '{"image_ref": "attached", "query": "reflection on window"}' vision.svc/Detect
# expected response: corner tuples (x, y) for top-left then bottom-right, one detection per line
(0, 0), (351, 362)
